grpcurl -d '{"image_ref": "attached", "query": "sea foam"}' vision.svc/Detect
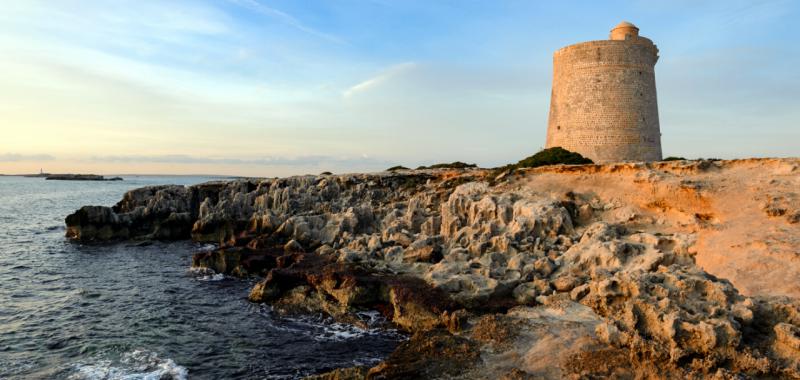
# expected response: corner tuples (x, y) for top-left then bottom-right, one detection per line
(67, 349), (187, 380)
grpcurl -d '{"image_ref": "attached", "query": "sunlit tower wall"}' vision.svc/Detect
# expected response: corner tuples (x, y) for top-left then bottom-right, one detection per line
(545, 22), (662, 163)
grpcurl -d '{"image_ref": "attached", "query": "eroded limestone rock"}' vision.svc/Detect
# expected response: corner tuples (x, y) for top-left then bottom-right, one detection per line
(66, 163), (800, 378)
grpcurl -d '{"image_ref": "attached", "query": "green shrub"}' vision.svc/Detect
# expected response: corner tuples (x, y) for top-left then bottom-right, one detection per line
(662, 156), (686, 161)
(320, 171), (333, 175)
(489, 147), (592, 184)
(417, 161), (477, 170)
(513, 147), (593, 169)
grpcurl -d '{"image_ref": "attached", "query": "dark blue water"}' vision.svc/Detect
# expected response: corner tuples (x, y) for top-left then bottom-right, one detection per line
(0, 176), (401, 379)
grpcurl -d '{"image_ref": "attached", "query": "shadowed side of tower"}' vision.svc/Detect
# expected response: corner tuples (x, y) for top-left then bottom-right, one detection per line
(546, 22), (662, 163)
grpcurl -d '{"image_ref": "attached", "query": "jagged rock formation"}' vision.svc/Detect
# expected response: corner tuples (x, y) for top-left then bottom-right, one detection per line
(65, 182), (226, 241)
(65, 159), (800, 379)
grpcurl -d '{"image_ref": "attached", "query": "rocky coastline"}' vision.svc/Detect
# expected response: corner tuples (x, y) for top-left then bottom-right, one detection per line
(65, 158), (800, 379)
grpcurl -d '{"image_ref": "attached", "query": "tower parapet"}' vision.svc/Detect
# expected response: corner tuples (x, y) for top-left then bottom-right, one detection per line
(545, 22), (662, 163)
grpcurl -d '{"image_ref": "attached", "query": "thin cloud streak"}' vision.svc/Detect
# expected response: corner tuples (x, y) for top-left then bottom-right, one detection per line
(227, 0), (345, 44)
(86, 154), (392, 167)
(0, 153), (55, 162)
(343, 62), (417, 98)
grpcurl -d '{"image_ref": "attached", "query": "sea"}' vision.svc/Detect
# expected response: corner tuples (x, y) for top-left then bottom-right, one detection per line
(0, 175), (403, 380)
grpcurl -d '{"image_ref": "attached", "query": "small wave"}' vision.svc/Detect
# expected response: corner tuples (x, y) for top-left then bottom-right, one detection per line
(276, 311), (406, 342)
(186, 267), (212, 275)
(354, 310), (385, 326)
(198, 273), (225, 282)
(77, 288), (102, 299)
(195, 243), (218, 251)
(67, 349), (187, 380)
(0, 358), (36, 377)
(187, 267), (225, 282)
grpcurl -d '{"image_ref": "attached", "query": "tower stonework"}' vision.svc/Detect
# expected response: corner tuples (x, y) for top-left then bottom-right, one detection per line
(545, 21), (662, 163)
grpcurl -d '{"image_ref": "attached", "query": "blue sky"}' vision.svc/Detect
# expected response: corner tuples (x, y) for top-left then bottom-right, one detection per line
(0, 0), (797, 175)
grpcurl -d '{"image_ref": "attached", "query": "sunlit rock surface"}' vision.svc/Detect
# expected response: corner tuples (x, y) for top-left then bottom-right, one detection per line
(66, 158), (800, 378)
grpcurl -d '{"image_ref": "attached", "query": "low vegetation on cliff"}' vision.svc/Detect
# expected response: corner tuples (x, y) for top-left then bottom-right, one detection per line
(387, 162), (478, 172)
(511, 147), (593, 169)
(489, 147), (593, 183)
(389, 149), (592, 177)
(416, 161), (477, 170)
(386, 165), (410, 172)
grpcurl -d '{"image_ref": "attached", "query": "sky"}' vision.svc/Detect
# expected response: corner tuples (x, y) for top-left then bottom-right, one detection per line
(0, 0), (798, 176)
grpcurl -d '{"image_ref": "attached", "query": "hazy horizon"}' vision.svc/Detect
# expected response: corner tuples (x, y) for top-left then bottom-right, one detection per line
(1, 0), (798, 177)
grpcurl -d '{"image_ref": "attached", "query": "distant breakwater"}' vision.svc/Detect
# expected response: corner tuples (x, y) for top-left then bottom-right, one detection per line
(46, 174), (123, 181)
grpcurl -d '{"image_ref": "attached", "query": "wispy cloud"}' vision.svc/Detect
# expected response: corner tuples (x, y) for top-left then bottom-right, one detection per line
(716, 0), (792, 28)
(0, 153), (55, 162)
(227, 0), (344, 44)
(343, 62), (417, 98)
(86, 154), (391, 167)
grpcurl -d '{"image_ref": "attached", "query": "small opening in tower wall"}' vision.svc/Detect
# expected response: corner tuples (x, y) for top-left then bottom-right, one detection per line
(638, 71), (642, 75)
(557, 125), (561, 130)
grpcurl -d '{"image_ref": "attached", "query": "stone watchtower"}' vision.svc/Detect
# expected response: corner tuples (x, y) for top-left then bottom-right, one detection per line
(545, 21), (662, 163)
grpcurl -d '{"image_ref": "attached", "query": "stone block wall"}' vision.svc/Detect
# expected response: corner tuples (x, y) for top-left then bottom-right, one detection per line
(545, 38), (662, 163)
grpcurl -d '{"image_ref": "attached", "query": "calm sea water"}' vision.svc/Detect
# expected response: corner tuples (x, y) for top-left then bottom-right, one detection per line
(0, 176), (401, 380)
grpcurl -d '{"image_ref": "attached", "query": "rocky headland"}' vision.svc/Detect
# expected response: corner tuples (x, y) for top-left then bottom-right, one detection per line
(65, 158), (800, 379)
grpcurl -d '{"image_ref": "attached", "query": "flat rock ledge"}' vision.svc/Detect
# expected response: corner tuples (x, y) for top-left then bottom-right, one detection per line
(65, 160), (800, 379)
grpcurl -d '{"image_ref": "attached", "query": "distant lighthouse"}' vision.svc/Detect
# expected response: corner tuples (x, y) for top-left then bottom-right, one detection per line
(545, 21), (662, 163)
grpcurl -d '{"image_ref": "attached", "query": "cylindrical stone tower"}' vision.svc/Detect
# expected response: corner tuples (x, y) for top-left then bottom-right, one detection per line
(545, 21), (662, 163)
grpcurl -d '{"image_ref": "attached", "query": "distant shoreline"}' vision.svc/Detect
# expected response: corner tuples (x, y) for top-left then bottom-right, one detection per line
(44, 174), (123, 181)
(17, 173), (122, 181)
